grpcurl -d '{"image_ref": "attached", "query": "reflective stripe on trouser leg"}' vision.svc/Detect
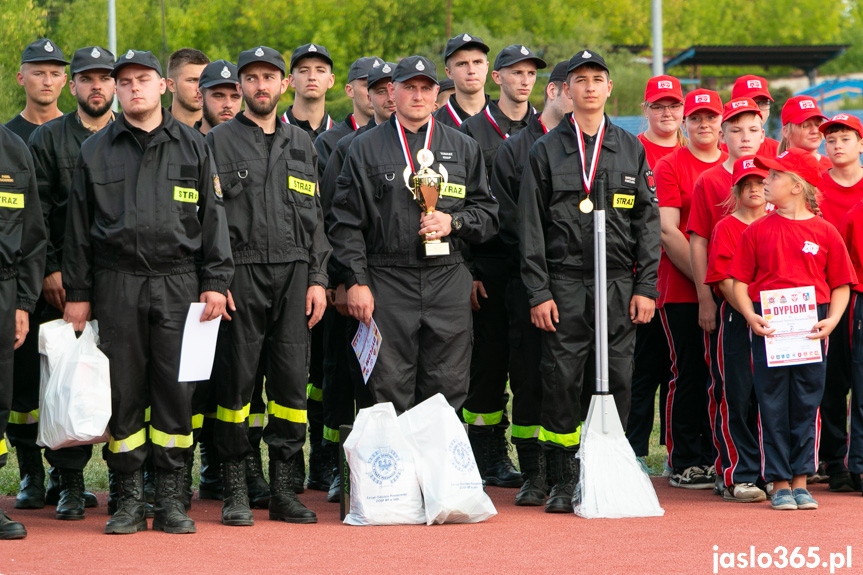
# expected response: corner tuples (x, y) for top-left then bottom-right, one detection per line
(8, 409), (38, 424)
(505, 276), (543, 445)
(0, 280), (15, 467)
(462, 409), (503, 426)
(322, 308), (358, 446)
(8, 306), (42, 448)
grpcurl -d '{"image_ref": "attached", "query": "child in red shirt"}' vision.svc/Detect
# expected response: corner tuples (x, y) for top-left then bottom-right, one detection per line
(730, 148), (856, 510)
(655, 88), (727, 488)
(704, 156), (769, 502)
(728, 75), (779, 157)
(638, 75), (686, 168)
(779, 96), (832, 171)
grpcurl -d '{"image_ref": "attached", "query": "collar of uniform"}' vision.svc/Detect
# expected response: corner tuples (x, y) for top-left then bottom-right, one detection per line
(489, 98), (533, 136)
(448, 93), (489, 121)
(387, 113), (430, 136)
(236, 110), (292, 140)
(285, 105), (329, 133)
(559, 112), (618, 154)
(110, 107), (176, 143)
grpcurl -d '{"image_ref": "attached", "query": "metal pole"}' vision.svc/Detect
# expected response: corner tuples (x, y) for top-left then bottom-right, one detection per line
(651, 0), (663, 76)
(108, 0), (118, 112)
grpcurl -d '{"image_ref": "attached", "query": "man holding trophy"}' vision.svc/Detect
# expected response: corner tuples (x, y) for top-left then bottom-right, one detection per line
(328, 55), (498, 413)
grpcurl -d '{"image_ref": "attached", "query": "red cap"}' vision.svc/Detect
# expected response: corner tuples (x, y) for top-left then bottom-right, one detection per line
(781, 96), (827, 126)
(644, 75), (683, 103)
(732, 154), (768, 186)
(731, 75), (773, 101)
(722, 97), (763, 123)
(684, 89), (722, 116)
(753, 148), (822, 188)
(819, 113), (863, 139)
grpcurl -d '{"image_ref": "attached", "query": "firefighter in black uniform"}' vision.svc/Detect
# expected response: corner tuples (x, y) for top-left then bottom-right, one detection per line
(28, 46), (117, 520)
(433, 33), (490, 129)
(329, 56), (498, 413)
(0, 123), (47, 540)
(7, 38), (68, 512)
(207, 45), (329, 527)
(63, 50), (233, 535)
(318, 61), (396, 503)
(459, 44), (546, 488)
(518, 50), (660, 513)
(490, 60), (571, 505)
(313, 56), (380, 180)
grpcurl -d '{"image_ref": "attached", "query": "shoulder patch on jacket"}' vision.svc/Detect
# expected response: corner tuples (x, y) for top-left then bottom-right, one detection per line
(645, 170), (656, 193)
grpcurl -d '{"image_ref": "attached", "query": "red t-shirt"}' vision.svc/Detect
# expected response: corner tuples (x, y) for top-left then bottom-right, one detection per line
(818, 170), (863, 233)
(721, 137), (779, 157)
(817, 153), (833, 171)
(705, 214), (750, 299)
(655, 147), (728, 306)
(729, 212), (856, 304)
(638, 132), (680, 170)
(841, 201), (863, 293)
(687, 164), (734, 240)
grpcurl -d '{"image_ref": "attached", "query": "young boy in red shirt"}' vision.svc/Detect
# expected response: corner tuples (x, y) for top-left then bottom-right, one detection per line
(729, 75), (778, 157)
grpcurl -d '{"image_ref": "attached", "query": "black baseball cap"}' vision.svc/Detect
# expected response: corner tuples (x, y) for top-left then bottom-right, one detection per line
(112, 50), (162, 78)
(567, 49), (609, 74)
(199, 59), (239, 89)
(290, 43), (333, 71)
(549, 60), (569, 84)
(392, 56), (438, 85)
(70, 47), (114, 75)
(237, 46), (286, 75)
(367, 61), (396, 89)
(348, 56), (382, 83)
(444, 32), (490, 60)
(439, 78), (455, 92)
(494, 44), (546, 71)
(21, 38), (68, 65)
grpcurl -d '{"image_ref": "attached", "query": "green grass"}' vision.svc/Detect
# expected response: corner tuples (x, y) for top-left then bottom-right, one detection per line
(0, 390), (666, 495)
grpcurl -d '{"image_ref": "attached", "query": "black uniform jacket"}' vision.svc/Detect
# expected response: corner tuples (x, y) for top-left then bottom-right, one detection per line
(0, 125), (46, 312)
(29, 112), (106, 278)
(63, 109), (234, 302)
(328, 115), (499, 288)
(432, 94), (490, 129)
(206, 112), (330, 288)
(519, 113), (660, 308)
(460, 99), (539, 262)
(314, 113), (358, 182)
(490, 117), (547, 272)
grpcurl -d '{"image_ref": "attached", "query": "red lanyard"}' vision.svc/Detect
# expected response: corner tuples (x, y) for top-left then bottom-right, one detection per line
(484, 105), (508, 140)
(395, 115), (435, 174)
(571, 115), (606, 195)
(445, 100), (462, 126)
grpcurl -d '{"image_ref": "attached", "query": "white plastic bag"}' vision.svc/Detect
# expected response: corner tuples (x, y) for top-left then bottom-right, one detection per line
(398, 394), (497, 525)
(343, 402), (425, 526)
(37, 320), (111, 449)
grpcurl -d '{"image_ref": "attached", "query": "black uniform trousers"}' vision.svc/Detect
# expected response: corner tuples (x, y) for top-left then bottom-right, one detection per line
(627, 315), (671, 457)
(659, 302), (714, 469)
(307, 321), (324, 448)
(504, 276), (542, 445)
(214, 262), (310, 463)
(846, 294), (863, 474)
(751, 303), (827, 483)
(463, 256), (511, 428)
(709, 299), (761, 485)
(321, 309), (366, 445)
(539, 276), (635, 452)
(0, 279), (16, 469)
(366, 264), (473, 414)
(95, 269), (198, 475)
(820, 306), (851, 475)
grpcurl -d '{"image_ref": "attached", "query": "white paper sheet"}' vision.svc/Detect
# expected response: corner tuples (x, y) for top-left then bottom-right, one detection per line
(760, 286), (822, 368)
(178, 303), (222, 382)
(351, 318), (382, 384)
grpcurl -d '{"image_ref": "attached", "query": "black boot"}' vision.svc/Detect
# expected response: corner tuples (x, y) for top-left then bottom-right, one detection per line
(105, 469), (147, 534)
(545, 450), (577, 514)
(182, 451), (194, 512)
(289, 451), (305, 494)
(307, 442), (334, 491)
(0, 510), (26, 540)
(48, 466), (98, 508)
(327, 460), (342, 504)
(107, 468), (118, 515)
(245, 450), (270, 509)
(514, 442), (547, 507)
(153, 467), (196, 534)
(56, 469), (86, 520)
(269, 457), (317, 524)
(221, 460), (254, 526)
(485, 426), (523, 488)
(14, 447), (45, 509)
(198, 439), (223, 500)
(467, 426), (492, 485)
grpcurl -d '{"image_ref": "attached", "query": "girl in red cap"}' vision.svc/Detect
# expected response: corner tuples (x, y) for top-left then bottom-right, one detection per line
(654, 89), (727, 489)
(778, 96), (831, 171)
(628, 75), (687, 467)
(704, 156), (770, 503)
(730, 148), (856, 510)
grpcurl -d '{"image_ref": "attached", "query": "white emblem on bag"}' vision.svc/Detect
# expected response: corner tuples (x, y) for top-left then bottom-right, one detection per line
(220, 66), (231, 78)
(802, 241), (819, 255)
(695, 94), (710, 103)
(91, 47), (101, 59)
(747, 80), (762, 89)
(658, 80), (672, 89)
(416, 60), (425, 71)
(125, 50), (135, 59)
(44, 42), (54, 53)
(255, 47), (264, 57)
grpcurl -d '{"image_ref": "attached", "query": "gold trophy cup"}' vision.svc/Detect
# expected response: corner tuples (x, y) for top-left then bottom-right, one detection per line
(404, 148), (451, 257)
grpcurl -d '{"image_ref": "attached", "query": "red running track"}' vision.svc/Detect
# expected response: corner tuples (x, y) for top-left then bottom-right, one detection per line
(1, 478), (862, 575)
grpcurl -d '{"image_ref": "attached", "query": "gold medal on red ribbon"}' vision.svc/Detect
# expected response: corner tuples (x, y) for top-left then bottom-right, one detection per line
(579, 197), (594, 214)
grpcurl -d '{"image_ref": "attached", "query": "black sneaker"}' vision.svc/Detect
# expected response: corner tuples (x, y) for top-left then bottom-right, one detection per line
(669, 466), (713, 489)
(829, 471), (856, 493)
